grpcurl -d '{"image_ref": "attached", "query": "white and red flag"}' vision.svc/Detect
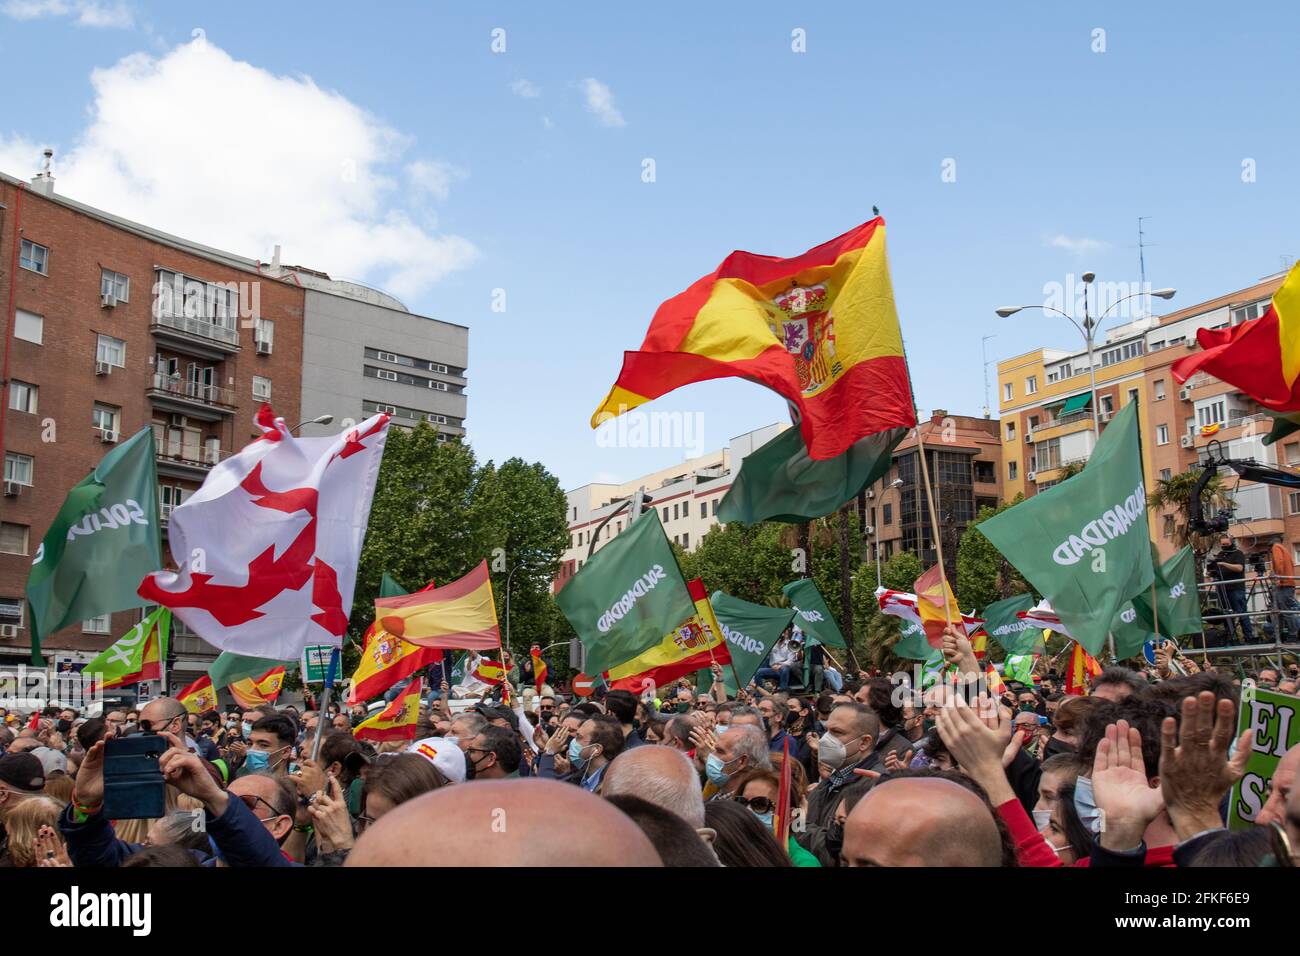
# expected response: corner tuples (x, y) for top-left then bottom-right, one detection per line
(138, 405), (390, 660)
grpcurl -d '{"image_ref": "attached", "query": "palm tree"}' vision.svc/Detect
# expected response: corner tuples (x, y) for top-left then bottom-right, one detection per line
(1147, 469), (1234, 548)
(1056, 461), (1085, 481)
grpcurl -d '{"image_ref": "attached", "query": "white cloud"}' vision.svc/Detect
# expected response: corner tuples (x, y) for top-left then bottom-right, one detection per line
(1048, 234), (1109, 255)
(0, 38), (477, 300)
(509, 78), (540, 99)
(579, 77), (626, 128)
(2, 0), (133, 28)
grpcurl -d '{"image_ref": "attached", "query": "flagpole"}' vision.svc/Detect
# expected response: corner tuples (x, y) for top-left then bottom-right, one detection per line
(914, 424), (954, 628)
(310, 648), (339, 762)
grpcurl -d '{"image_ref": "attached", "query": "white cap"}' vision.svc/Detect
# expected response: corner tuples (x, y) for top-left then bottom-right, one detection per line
(407, 736), (467, 784)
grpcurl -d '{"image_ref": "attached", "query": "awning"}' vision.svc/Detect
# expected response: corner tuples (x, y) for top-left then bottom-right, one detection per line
(1059, 392), (1093, 415)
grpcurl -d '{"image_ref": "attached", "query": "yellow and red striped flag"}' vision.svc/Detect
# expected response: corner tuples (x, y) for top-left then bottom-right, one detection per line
(591, 218), (915, 461)
(914, 564), (960, 647)
(374, 560), (500, 650)
(229, 666), (286, 709)
(984, 662), (1006, 696)
(531, 644), (548, 692)
(1064, 643), (1103, 696)
(606, 578), (730, 690)
(347, 580), (443, 705)
(177, 674), (218, 714)
(354, 678), (422, 742)
(472, 658), (507, 686)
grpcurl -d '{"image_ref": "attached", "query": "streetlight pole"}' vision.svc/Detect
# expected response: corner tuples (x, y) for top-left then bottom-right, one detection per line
(504, 563), (523, 657)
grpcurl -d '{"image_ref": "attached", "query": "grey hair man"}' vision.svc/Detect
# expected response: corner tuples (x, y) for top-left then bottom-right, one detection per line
(603, 744), (706, 828)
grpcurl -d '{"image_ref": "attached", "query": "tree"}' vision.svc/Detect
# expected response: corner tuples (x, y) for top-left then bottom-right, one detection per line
(1147, 468), (1234, 548)
(849, 551), (923, 673)
(678, 521), (792, 605)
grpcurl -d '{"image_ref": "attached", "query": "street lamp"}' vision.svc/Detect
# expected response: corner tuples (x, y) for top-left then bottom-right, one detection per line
(996, 280), (1175, 439)
(504, 563), (524, 657)
(875, 478), (905, 589)
(290, 413), (334, 434)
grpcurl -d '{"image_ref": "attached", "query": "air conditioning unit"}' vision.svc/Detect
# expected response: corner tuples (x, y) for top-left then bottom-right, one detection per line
(0, 624), (18, 639)
(255, 339), (273, 355)
(169, 414), (187, 429)
(1026, 471), (1037, 482)
(203, 444), (221, 464)
(101, 292), (117, 308)
(1179, 387), (1191, 400)
(864, 525), (876, 535)
(864, 489), (875, 499)
(1180, 435), (1194, 448)
(3, 481), (20, 497)
(95, 361), (112, 376)
(1024, 432), (1035, 444)
(99, 428), (119, 444)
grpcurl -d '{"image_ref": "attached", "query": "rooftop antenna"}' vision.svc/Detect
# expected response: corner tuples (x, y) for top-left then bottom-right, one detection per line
(981, 334), (996, 418)
(1137, 216), (1150, 287)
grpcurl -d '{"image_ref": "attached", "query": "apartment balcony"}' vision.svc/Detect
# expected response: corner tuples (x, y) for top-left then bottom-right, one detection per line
(147, 372), (237, 422)
(155, 436), (230, 479)
(150, 310), (241, 360)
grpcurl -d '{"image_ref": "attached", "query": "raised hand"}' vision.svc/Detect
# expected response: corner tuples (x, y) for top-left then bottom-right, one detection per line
(883, 748), (914, 772)
(34, 825), (71, 867)
(1159, 691), (1250, 841)
(73, 739), (106, 808)
(936, 693), (1015, 804)
(308, 775), (355, 853)
(545, 724), (572, 756)
(1092, 720), (1164, 852)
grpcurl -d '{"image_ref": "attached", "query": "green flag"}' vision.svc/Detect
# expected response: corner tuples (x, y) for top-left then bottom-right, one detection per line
(1132, 545), (1202, 638)
(555, 509), (696, 677)
(892, 619), (933, 660)
(975, 402), (1155, 656)
(210, 651), (294, 690)
(379, 573), (408, 598)
(1228, 684), (1300, 829)
(718, 426), (905, 523)
(1110, 599), (1159, 660)
(1004, 652), (1037, 684)
(83, 607), (171, 691)
(25, 427), (162, 664)
(782, 578), (846, 648)
(980, 593), (1042, 655)
(708, 591), (796, 694)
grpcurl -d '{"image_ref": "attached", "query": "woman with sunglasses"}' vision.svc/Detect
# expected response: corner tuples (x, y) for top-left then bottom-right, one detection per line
(730, 767), (821, 867)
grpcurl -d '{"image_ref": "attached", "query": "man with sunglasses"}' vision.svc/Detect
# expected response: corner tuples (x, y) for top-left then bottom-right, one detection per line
(139, 697), (219, 762)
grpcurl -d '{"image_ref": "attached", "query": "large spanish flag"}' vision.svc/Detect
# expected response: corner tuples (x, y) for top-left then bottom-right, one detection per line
(914, 564), (960, 647)
(374, 560), (500, 651)
(228, 666), (286, 709)
(177, 674), (217, 714)
(607, 578), (731, 690)
(1172, 262), (1300, 411)
(347, 579), (443, 705)
(592, 218), (916, 461)
(354, 678), (422, 742)
(1064, 642), (1103, 696)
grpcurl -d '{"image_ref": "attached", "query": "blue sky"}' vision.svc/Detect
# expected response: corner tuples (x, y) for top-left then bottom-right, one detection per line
(2, 0), (1297, 490)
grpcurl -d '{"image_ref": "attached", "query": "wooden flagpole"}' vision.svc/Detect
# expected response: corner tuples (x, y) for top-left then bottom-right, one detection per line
(915, 424), (955, 629)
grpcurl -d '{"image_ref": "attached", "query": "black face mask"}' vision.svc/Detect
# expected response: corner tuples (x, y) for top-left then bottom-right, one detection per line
(784, 711), (802, 728)
(825, 821), (845, 862)
(56, 719), (73, 734)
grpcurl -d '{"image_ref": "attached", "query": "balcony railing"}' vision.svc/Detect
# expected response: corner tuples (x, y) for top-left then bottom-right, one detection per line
(149, 372), (236, 409)
(154, 435), (228, 471)
(151, 310), (240, 348)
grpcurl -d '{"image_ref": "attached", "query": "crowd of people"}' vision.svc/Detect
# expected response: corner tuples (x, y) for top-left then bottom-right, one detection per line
(0, 627), (1296, 868)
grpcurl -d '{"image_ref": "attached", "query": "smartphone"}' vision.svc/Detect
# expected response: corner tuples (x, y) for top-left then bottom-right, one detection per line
(102, 734), (167, 820)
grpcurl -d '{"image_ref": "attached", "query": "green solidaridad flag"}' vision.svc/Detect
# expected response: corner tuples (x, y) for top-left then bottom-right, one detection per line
(25, 427), (162, 664)
(556, 509), (696, 677)
(1110, 598), (1159, 661)
(1132, 545), (1203, 638)
(892, 619), (933, 661)
(703, 591), (797, 695)
(1004, 652), (1037, 684)
(975, 401), (1155, 656)
(1228, 684), (1300, 829)
(83, 607), (171, 690)
(718, 425), (906, 524)
(210, 651), (294, 690)
(782, 578), (846, 648)
(980, 593), (1043, 656)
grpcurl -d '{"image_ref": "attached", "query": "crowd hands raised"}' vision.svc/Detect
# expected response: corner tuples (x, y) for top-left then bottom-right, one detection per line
(0, 628), (1296, 868)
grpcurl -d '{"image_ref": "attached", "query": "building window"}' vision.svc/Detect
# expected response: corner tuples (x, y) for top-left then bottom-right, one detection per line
(19, 239), (48, 274)
(4, 452), (34, 486)
(1289, 492), (1300, 515)
(661, 507), (669, 522)
(712, 498), (719, 516)
(1005, 421), (1016, 441)
(1025, 375), (1038, 395)
(92, 404), (120, 434)
(1157, 425), (1169, 445)
(1285, 443), (1300, 466)
(252, 376), (272, 401)
(0, 523), (29, 555)
(1197, 400), (1226, 430)
(1008, 461), (1018, 481)
(0, 598), (25, 628)
(101, 269), (130, 302)
(428, 380), (449, 391)
(1128, 388), (1139, 404)
(377, 369), (398, 381)
(82, 615), (111, 635)
(428, 362), (448, 374)
(1154, 379), (1166, 401)
(700, 502), (707, 519)
(682, 532), (689, 549)
(1003, 382), (1013, 402)
(9, 381), (37, 414)
(96, 334), (127, 367)
(1100, 395), (1114, 415)
(14, 309), (43, 344)
(1027, 415), (1040, 430)
(1160, 468), (1172, 480)
(159, 485), (190, 521)
(882, 503), (892, 525)
(426, 413), (448, 424)
(255, 318), (274, 351)
(1163, 515), (1175, 537)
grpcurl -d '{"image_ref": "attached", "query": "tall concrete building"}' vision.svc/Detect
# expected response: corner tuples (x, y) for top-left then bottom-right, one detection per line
(996, 271), (1288, 563)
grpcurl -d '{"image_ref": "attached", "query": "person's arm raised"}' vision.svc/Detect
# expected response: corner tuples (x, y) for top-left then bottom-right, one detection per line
(1159, 691), (1250, 843)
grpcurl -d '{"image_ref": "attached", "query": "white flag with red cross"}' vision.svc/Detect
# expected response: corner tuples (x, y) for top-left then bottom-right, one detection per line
(138, 405), (390, 660)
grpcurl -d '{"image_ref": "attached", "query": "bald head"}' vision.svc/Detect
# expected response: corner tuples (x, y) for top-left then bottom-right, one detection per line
(346, 779), (663, 867)
(842, 777), (1001, 867)
(603, 745), (705, 828)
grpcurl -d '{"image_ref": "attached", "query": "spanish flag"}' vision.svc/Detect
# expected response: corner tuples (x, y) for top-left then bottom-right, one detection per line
(984, 662), (1005, 696)
(914, 564), (960, 647)
(374, 560), (500, 650)
(1064, 642), (1103, 696)
(347, 579), (443, 705)
(229, 666), (286, 709)
(592, 218), (916, 461)
(531, 644), (548, 691)
(1173, 262), (1300, 411)
(472, 658), (507, 686)
(607, 578), (731, 690)
(354, 678), (422, 742)
(177, 674), (218, 714)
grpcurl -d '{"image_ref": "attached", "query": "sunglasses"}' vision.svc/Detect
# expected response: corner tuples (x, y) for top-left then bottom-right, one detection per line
(732, 795), (776, 815)
(237, 793), (284, 821)
(138, 714), (184, 734)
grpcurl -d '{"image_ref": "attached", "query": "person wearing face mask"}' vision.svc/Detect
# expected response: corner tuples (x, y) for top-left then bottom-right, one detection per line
(730, 768), (821, 866)
(795, 702), (881, 866)
(564, 715), (624, 792)
(238, 715), (296, 778)
(1036, 783), (1093, 866)
(703, 726), (771, 798)
(464, 726), (522, 780)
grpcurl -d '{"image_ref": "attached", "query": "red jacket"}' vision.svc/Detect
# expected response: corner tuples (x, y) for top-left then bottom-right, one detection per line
(995, 798), (1175, 867)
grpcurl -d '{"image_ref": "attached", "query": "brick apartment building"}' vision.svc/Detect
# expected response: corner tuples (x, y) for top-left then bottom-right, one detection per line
(996, 272), (1290, 565)
(0, 167), (305, 690)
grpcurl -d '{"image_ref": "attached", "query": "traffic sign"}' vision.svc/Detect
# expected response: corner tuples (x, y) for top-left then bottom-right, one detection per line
(573, 673), (596, 697)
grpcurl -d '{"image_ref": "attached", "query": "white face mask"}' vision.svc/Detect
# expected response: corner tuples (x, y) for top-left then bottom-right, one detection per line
(1032, 809), (1052, 831)
(819, 731), (863, 771)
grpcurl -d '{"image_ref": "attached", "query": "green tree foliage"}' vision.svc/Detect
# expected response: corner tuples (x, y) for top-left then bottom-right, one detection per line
(955, 497), (1031, 613)
(678, 521), (793, 605)
(1147, 468), (1233, 548)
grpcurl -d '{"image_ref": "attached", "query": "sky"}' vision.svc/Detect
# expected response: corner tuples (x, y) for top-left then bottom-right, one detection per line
(2, 0), (1297, 491)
